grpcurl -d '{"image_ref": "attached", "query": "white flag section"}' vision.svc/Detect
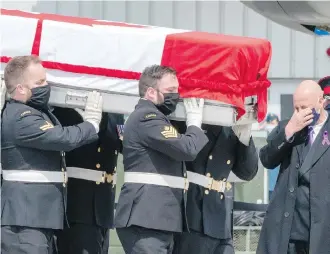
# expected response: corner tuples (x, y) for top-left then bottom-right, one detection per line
(1, 12), (187, 95)
(0, 9), (272, 126)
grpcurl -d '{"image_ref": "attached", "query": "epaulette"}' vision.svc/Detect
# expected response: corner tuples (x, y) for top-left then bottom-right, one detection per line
(20, 110), (32, 117)
(144, 113), (157, 119)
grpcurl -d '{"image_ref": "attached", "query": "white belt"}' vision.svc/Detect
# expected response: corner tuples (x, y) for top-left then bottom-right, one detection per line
(124, 172), (189, 190)
(1, 170), (67, 183)
(66, 167), (117, 184)
(187, 171), (232, 193)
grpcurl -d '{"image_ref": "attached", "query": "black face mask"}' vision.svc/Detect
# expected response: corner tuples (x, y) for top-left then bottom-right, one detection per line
(156, 93), (180, 115)
(27, 85), (51, 110)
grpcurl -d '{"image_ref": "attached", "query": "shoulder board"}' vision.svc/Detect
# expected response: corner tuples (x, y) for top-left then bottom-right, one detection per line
(20, 110), (32, 117)
(145, 113), (157, 119)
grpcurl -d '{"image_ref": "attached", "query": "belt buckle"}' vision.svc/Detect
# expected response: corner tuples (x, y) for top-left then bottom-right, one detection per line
(105, 173), (113, 184)
(99, 172), (115, 186)
(206, 175), (213, 191)
(207, 174), (222, 192)
(226, 182), (232, 191)
(184, 178), (189, 192)
(63, 172), (68, 187)
(211, 179), (225, 193)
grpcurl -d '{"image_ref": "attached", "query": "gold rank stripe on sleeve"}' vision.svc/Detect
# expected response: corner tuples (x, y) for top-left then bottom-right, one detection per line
(39, 121), (54, 131)
(161, 126), (178, 139)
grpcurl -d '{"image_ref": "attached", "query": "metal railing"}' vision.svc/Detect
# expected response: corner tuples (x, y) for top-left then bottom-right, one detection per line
(232, 201), (267, 254)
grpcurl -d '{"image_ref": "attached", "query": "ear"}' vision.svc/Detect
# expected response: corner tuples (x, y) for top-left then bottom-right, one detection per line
(15, 84), (23, 93)
(146, 86), (156, 97)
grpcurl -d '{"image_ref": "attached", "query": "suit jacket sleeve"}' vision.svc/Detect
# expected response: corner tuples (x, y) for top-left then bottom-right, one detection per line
(232, 135), (259, 181)
(14, 109), (98, 152)
(138, 112), (209, 161)
(259, 120), (295, 169)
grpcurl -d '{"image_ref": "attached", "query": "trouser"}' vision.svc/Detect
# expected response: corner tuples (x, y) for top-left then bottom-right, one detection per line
(101, 229), (110, 254)
(1, 225), (55, 254)
(287, 240), (309, 254)
(56, 223), (108, 254)
(173, 230), (234, 254)
(116, 225), (175, 254)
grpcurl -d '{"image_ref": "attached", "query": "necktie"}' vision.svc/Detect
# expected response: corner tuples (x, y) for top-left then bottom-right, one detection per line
(308, 127), (315, 145)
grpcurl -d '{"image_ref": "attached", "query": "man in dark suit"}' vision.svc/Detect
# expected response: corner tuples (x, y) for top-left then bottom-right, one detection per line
(52, 108), (124, 254)
(1, 55), (102, 254)
(257, 80), (330, 254)
(318, 76), (330, 110)
(114, 65), (209, 254)
(172, 120), (259, 254)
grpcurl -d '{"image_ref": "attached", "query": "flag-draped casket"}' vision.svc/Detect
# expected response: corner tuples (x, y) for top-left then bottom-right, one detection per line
(0, 8), (272, 126)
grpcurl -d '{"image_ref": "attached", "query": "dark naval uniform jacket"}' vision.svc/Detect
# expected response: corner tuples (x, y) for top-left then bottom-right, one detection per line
(1, 100), (98, 229)
(257, 118), (330, 254)
(173, 122), (258, 239)
(52, 107), (124, 228)
(114, 99), (209, 233)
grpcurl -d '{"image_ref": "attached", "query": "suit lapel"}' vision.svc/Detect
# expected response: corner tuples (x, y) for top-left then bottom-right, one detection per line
(311, 116), (330, 166)
(299, 116), (330, 176)
(295, 144), (305, 165)
(294, 128), (309, 165)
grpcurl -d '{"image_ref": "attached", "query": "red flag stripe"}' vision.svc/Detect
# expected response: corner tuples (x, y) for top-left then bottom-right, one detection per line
(0, 56), (141, 80)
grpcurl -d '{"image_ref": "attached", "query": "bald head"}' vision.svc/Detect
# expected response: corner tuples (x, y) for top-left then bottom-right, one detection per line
(295, 80), (323, 97)
(293, 80), (325, 116)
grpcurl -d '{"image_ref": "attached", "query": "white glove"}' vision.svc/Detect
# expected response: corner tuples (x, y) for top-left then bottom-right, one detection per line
(75, 91), (103, 132)
(232, 124), (252, 146)
(1, 78), (7, 112)
(184, 98), (204, 128)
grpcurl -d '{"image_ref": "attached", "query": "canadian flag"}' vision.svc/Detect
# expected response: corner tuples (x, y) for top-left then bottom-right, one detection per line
(0, 8), (272, 121)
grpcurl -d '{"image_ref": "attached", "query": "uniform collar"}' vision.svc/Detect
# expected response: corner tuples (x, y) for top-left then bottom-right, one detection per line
(136, 98), (158, 110)
(8, 98), (22, 104)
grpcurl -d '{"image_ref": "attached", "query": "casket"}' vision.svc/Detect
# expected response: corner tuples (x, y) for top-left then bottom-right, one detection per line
(0, 9), (272, 126)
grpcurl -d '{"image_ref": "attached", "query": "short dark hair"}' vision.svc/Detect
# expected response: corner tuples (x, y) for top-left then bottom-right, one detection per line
(138, 65), (176, 97)
(266, 113), (279, 123)
(4, 55), (41, 92)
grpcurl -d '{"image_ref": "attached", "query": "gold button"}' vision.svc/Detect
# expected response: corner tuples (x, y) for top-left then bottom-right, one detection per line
(223, 178), (227, 182)
(96, 163), (101, 169)
(96, 181), (100, 185)
(227, 160), (231, 165)
(205, 190), (209, 195)
(209, 155), (213, 160)
(98, 147), (101, 152)
(206, 173), (211, 177)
